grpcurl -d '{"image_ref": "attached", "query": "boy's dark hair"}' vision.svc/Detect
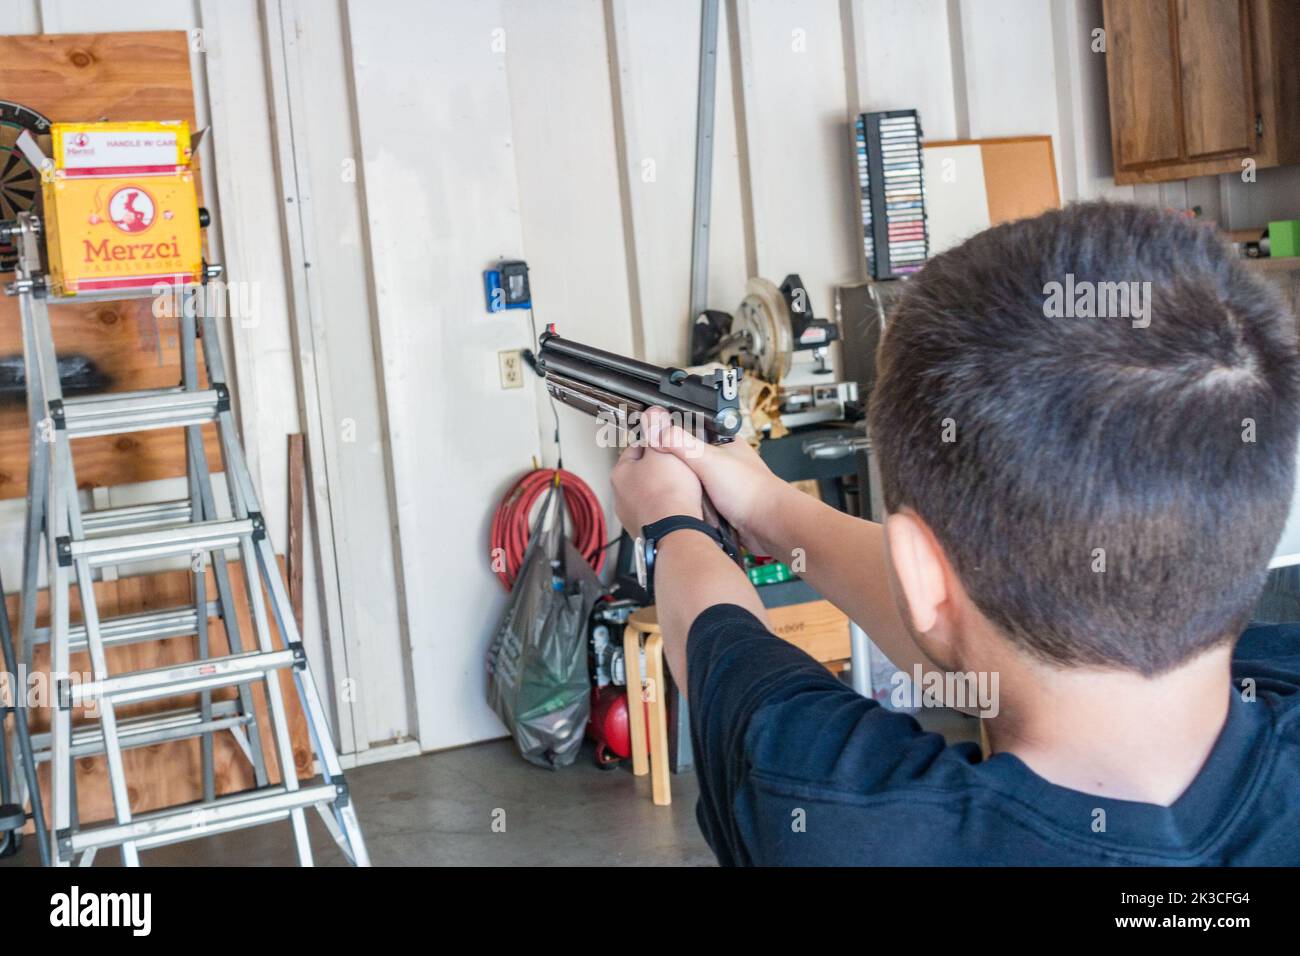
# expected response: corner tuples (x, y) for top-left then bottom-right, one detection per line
(869, 201), (1300, 675)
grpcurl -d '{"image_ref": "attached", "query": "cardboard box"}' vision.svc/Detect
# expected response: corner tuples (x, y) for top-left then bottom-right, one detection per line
(41, 121), (203, 297)
(1270, 220), (1300, 259)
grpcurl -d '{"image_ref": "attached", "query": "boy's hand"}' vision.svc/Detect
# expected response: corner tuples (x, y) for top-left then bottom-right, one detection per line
(611, 433), (703, 536)
(641, 406), (791, 554)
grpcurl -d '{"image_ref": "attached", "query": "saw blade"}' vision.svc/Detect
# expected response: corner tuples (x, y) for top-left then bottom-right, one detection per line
(731, 276), (793, 382)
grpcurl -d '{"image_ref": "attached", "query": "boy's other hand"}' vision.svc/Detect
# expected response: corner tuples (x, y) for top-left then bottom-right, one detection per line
(611, 431), (703, 535)
(642, 406), (790, 554)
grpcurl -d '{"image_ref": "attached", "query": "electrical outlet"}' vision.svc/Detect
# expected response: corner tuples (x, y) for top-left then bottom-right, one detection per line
(498, 349), (524, 389)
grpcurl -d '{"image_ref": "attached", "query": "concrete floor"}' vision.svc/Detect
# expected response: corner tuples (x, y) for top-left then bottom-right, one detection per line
(2, 708), (977, 866)
(1, 738), (715, 867)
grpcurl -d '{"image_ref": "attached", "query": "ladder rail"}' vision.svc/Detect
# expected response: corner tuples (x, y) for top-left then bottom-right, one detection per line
(70, 551), (142, 866)
(46, 434), (76, 867)
(181, 303), (216, 803)
(186, 437), (270, 787)
(236, 535), (313, 865)
(17, 270), (48, 673)
(201, 305), (319, 864)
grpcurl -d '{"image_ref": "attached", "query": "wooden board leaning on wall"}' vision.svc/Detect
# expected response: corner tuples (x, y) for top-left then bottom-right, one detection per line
(0, 30), (220, 499)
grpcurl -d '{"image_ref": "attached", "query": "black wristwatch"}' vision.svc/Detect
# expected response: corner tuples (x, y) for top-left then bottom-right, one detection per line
(634, 515), (739, 603)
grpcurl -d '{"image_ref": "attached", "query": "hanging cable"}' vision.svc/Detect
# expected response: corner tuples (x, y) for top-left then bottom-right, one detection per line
(527, 303), (564, 467)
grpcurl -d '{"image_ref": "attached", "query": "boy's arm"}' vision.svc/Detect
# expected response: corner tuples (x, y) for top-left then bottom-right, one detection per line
(652, 531), (768, 687)
(644, 410), (941, 678)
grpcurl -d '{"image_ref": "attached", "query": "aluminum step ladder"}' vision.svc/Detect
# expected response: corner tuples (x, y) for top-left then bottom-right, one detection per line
(2, 212), (368, 866)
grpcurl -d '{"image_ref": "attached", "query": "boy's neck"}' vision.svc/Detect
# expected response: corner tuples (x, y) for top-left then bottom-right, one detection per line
(983, 643), (1234, 806)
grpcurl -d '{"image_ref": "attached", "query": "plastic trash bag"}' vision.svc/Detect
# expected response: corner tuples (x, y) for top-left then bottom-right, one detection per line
(487, 484), (600, 768)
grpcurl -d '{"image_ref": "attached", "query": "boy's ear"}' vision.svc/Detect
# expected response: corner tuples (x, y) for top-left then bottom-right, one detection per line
(883, 510), (949, 636)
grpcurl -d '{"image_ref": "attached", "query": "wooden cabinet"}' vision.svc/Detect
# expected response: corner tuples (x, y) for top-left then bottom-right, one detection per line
(1104, 0), (1300, 184)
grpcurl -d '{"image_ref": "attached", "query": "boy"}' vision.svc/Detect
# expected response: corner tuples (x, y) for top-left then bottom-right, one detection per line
(610, 202), (1300, 865)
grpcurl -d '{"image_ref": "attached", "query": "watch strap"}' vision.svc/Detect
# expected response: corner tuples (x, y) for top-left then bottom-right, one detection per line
(642, 515), (725, 550)
(641, 515), (736, 602)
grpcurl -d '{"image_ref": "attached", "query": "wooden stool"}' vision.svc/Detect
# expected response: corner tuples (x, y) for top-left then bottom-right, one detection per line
(623, 606), (672, 806)
(620, 599), (856, 807)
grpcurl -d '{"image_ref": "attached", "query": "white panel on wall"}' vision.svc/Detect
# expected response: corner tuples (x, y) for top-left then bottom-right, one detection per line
(346, 0), (541, 751)
(36, 0), (190, 32)
(924, 143), (990, 253)
(3, 0), (40, 31)
(500, 0), (630, 536)
(280, 0), (413, 749)
(198, 4), (300, 556)
(606, 0), (751, 367)
(608, 0), (706, 366)
(852, 0), (958, 140)
(958, 0), (1063, 187)
(196, 0), (334, 717)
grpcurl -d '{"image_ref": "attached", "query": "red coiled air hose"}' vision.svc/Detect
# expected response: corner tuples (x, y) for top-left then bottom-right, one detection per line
(490, 468), (607, 589)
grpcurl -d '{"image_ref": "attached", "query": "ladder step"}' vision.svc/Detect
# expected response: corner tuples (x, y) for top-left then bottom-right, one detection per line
(65, 517), (255, 568)
(33, 602), (212, 650)
(62, 782), (342, 858)
(31, 700), (249, 760)
(72, 648), (300, 707)
(82, 499), (194, 536)
(72, 604), (207, 652)
(59, 386), (225, 438)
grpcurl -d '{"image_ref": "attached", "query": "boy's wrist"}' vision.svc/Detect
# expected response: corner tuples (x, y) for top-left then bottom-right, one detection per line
(745, 479), (810, 557)
(646, 519), (736, 602)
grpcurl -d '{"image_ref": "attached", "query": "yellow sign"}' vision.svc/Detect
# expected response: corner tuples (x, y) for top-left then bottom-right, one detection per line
(42, 121), (203, 297)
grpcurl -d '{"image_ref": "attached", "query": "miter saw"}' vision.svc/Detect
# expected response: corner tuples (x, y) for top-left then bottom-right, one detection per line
(691, 273), (860, 429)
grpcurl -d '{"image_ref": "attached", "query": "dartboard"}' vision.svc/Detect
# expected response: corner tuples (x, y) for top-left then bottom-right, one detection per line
(0, 100), (52, 272)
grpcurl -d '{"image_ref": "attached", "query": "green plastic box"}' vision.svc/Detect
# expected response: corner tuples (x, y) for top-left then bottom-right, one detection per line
(1270, 219), (1300, 258)
(747, 562), (792, 587)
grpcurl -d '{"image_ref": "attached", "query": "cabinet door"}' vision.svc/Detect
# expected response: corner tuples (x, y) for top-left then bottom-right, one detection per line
(1105, 0), (1263, 182)
(1178, 0), (1255, 159)
(1107, 0), (1181, 168)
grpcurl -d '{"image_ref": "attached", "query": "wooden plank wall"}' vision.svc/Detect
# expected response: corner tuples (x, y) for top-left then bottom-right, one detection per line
(0, 30), (219, 498)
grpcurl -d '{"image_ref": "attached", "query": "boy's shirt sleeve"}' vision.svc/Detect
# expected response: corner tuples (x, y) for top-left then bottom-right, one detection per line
(686, 603), (959, 865)
(1233, 622), (1300, 697)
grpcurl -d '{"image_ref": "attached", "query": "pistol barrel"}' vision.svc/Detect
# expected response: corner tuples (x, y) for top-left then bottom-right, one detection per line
(536, 330), (742, 443)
